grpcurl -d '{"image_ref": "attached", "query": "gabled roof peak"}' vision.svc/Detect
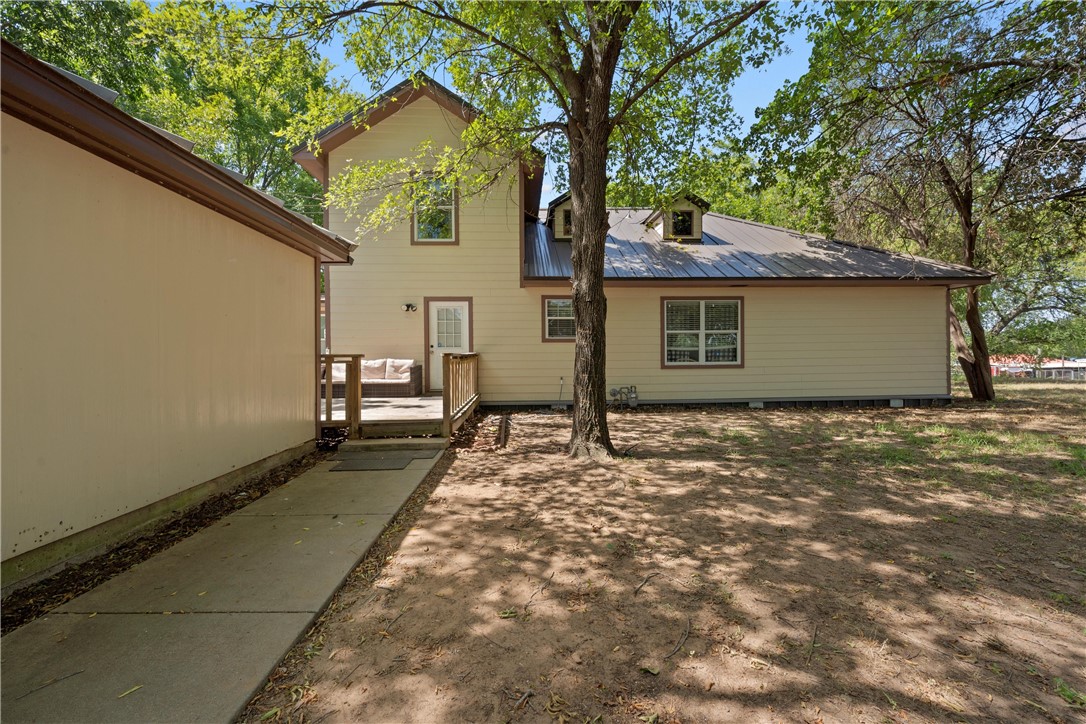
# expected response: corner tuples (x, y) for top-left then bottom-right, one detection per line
(294, 73), (479, 166)
(644, 193), (711, 224)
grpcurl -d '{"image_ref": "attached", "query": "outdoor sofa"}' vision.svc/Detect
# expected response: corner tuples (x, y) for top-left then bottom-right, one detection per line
(321, 358), (423, 398)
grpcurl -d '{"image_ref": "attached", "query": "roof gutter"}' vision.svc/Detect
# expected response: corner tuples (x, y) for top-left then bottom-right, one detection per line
(521, 276), (992, 289)
(1, 40), (354, 264)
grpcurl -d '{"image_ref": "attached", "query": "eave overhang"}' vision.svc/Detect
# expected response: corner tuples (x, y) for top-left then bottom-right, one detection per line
(2, 40), (354, 264)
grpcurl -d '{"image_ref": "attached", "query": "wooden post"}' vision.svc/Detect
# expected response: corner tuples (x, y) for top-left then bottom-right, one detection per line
(472, 355), (479, 402)
(346, 354), (363, 439)
(323, 355), (333, 425)
(441, 353), (452, 438)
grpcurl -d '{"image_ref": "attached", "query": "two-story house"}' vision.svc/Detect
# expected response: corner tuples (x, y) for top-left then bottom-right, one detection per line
(295, 75), (992, 407)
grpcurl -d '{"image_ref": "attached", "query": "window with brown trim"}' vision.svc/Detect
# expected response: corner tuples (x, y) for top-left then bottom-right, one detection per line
(543, 297), (575, 341)
(414, 178), (456, 242)
(562, 208), (573, 237)
(663, 299), (741, 365)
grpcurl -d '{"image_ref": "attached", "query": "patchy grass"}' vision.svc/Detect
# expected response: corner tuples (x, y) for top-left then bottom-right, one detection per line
(244, 382), (1086, 723)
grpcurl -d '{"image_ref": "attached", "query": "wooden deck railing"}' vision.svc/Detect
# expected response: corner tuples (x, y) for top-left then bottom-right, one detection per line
(320, 354), (363, 438)
(442, 353), (480, 437)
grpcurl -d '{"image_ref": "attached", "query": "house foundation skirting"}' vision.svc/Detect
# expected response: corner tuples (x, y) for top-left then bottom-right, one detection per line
(1, 439), (316, 596)
(481, 395), (952, 411)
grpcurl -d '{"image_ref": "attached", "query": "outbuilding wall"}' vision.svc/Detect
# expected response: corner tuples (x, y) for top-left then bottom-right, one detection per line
(1, 115), (318, 580)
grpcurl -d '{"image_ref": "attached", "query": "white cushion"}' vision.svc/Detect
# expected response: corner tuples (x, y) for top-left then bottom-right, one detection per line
(384, 358), (415, 381)
(361, 359), (387, 380)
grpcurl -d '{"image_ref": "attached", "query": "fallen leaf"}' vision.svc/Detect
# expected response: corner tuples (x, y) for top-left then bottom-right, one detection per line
(640, 666), (660, 676)
(87, 613), (97, 618)
(197, 591), (207, 596)
(117, 684), (142, 699)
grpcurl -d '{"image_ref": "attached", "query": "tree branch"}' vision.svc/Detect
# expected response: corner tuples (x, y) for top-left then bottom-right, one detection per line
(609, 0), (769, 130)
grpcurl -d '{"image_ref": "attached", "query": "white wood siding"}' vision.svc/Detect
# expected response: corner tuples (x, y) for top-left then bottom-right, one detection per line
(1, 115), (317, 563)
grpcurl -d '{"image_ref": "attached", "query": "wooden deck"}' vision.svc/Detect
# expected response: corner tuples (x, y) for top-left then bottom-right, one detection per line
(320, 353), (479, 439)
(322, 396), (445, 437)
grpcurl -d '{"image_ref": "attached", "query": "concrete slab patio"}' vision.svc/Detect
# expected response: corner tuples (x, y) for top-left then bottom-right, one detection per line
(0, 443), (446, 723)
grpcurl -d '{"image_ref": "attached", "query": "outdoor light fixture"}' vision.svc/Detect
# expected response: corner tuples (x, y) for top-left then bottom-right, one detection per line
(401, 303), (417, 312)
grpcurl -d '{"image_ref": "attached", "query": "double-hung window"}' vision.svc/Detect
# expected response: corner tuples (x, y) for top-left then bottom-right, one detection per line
(413, 178), (456, 243)
(663, 298), (742, 366)
(543, 297), (575, 341)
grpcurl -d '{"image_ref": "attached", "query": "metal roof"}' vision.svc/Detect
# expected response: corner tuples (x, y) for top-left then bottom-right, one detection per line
(524, 208), (992, 285)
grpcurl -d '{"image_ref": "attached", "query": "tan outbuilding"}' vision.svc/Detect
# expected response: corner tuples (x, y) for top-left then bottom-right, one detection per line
(1, 41), (354, 589)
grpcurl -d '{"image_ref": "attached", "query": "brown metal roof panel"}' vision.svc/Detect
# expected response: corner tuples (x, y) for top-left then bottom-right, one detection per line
(626, 238), (694, 278)
(607, 237), (657, 277)
(707, 219), (818, 277)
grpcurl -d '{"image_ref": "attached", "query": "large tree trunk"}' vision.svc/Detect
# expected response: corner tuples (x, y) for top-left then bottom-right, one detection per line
(963, 286), (995, 400)
(948, 290), (995, 401)
(567, 134), (616, 459)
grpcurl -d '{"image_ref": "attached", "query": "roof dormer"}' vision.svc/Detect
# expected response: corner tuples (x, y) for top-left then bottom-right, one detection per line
(545, 191), (573, 241)
(646, 194), (711, 242)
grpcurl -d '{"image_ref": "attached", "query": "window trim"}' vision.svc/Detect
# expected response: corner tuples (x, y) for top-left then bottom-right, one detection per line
(411, 179), (459, 245)
(541, 295), (575, 343)
(660, 296), (745, 369)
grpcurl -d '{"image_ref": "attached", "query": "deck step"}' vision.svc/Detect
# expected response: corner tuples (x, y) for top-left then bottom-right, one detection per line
(341, 436), (448, 452)
(355, 422), (446, 442)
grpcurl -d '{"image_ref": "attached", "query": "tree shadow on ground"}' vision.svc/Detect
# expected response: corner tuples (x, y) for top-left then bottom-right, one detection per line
(246, 383), (1086, 723)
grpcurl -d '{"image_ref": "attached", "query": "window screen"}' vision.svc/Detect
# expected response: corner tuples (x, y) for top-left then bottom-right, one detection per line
(664, 299), (741, 365)
(414, 178), (455, 241)
(545, 298), (575, 340)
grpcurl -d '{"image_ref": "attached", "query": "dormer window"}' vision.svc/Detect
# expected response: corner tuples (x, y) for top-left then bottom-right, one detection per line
(546, 192), (573, 241)
(671, 211), (693, 237)
(650, 193), (709, 241)
(413, 178), (457, 244)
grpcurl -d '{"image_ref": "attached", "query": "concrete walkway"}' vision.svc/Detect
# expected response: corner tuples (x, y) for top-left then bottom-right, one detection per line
(0, 439), (445, 723)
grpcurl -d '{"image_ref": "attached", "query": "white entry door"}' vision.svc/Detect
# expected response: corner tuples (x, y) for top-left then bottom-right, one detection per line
(427, 300), (471, 391)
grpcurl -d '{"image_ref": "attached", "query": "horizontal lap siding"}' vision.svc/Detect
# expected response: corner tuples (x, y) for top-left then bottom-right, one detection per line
(1, 115), (316, 562)
(604, 286), (947, 401)
(328, 98), (571, 396)
(327, 99), (947, 404)
(479, 286), (948, 402)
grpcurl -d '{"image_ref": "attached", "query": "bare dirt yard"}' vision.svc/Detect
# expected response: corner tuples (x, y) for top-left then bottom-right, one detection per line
(244, 382), (1086, 723)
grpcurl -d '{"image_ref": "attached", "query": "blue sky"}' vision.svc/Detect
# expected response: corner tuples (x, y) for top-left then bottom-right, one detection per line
(319, 27), (814, 199)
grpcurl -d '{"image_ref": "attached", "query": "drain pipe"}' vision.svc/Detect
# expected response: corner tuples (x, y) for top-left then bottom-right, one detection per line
(552, 377), (566, 411)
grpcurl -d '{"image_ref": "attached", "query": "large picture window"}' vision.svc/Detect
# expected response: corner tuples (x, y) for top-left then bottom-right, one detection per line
(543, 297), (575, 341)
(413, 178), (456, 243)
(663, 298), (742, 366)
